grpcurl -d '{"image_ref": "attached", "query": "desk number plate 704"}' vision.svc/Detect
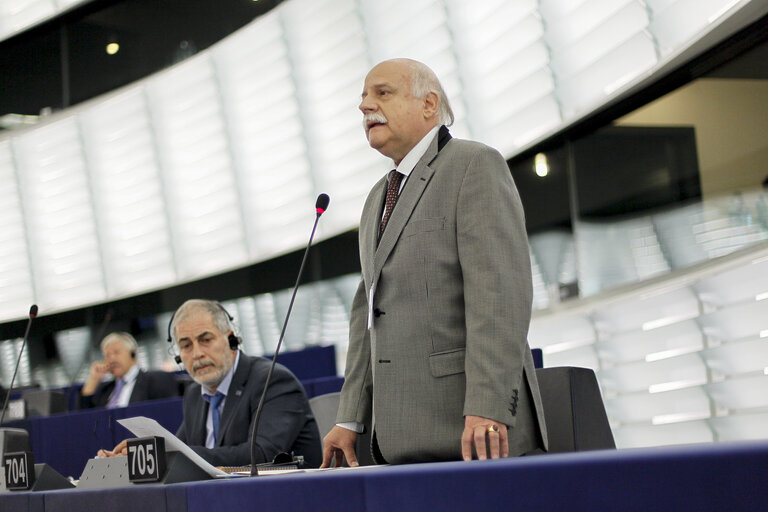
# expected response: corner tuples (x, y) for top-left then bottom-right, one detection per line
(3, 451), (35, 490)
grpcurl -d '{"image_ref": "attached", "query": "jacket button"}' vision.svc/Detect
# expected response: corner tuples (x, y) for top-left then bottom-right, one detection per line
(373, 308), (385, 317)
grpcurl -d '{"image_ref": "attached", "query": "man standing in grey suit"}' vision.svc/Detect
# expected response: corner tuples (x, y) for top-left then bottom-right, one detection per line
(321, 59), (548, 466)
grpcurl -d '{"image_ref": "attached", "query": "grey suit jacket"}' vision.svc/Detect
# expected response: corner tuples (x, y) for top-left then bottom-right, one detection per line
(337, 127), (548, 463)
(176, 353), (322, 468)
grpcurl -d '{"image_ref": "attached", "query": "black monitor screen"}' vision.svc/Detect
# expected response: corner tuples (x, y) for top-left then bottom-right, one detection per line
(572, 125), (701, 219)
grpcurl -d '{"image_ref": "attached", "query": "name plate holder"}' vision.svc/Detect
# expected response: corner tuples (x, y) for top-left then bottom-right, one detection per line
(78, 436), (212, 489)
(1, 451), (74, 492)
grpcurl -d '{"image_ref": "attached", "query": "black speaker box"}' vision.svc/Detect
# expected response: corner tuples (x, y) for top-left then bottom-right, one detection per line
(535, 366), (616, 452)
(22, 390), (67, 418)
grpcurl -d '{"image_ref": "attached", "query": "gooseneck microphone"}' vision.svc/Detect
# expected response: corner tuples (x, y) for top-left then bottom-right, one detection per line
(316, 193), (329, 215)
(249, 193), (329, 475)
(0, 305), (38, 424)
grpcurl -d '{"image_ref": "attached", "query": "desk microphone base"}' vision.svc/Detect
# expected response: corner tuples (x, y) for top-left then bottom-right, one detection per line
(31, 463), (75, 491)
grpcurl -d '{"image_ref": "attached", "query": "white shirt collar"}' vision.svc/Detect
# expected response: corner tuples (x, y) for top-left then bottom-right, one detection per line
(201, 350), (240, 399)
(121, 363), (140, 384)
(393, 124), (441, 184)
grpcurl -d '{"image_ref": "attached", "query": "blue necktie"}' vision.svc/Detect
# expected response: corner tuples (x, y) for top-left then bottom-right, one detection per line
(209, 392), (225, 445)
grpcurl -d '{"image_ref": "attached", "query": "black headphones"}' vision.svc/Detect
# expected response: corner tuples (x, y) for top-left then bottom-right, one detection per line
(166, 301), (240, 364)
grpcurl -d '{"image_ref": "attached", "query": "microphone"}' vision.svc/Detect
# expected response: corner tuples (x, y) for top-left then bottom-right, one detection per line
(0, 305), (38, 424)
(249, 193), (329, 475)
(316, 193), (329, 215)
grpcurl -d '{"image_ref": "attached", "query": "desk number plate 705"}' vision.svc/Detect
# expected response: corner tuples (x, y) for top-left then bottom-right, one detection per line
(126, 436), (166, 483)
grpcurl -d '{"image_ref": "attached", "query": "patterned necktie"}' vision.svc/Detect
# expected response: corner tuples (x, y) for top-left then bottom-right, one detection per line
(380, 170), (403, 233)
(106, 379), (125, 409)
(209, 392), (225, 445)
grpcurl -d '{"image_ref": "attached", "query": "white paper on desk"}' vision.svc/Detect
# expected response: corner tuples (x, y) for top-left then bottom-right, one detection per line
(118, 416), (229, 478)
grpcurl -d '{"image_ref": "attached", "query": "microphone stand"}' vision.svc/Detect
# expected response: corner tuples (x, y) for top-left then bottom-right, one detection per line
(0, 305), (38, 425)
(249, 194), (329, 476)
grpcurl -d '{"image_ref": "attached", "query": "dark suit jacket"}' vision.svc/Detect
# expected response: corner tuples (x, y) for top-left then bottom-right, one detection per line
(175, 353), (322, 468)
(80, 369), (179, 409)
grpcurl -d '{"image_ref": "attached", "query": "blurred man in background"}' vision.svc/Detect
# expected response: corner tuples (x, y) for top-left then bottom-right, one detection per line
(80, 331), (178, 409)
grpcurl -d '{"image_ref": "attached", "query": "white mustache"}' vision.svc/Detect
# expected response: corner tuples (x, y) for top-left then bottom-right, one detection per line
(363, 113), (387, 131)
(192, 360), (214, 371)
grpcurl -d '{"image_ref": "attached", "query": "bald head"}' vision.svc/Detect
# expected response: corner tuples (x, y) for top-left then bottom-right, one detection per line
(390, 59), (454, 126)
(359, 58), (453, 163)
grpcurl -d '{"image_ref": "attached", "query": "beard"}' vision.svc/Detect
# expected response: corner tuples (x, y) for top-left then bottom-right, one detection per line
(191, 350), (235, 390)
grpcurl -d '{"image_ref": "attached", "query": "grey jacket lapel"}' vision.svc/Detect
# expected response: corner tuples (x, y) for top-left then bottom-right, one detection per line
(360, 176), (387, 287)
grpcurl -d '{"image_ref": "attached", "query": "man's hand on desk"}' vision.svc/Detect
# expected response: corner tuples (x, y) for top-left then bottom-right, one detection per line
(461, 415), (509, 461)
(97, 439), (128, 458)
(320, 426), (359, 468)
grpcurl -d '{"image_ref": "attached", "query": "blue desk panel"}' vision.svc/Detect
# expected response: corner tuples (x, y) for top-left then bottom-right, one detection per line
(0, 491), (44, 512)
(173, 471), (368, 512)
(300, 375), (344, 398)
(22, 409), (114, 479)
(4, 440), (765, 512)
(40, 485), (169, 512)
(358, 442), (768, 512)
(270, 345), (337, 381)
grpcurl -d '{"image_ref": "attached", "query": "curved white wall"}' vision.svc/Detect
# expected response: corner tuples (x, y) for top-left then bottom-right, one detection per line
(0, 0), (764, 322)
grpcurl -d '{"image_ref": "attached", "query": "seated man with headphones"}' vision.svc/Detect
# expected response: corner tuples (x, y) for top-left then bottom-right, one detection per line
(100, 299), (322, 468)
(80, 332), (179, 409)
